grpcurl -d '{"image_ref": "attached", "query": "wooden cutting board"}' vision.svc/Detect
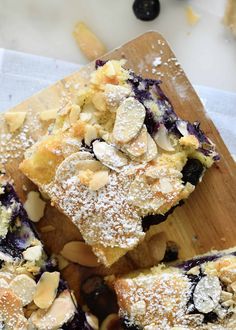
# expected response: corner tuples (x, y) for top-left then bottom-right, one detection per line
(1, 32), (236, 296)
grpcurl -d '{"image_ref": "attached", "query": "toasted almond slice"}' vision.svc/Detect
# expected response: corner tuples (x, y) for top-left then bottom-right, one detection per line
(39, 109), (58, 121)
(0, 288), (28, 329)
(60, 241), (99, 267)
(30, 290), (76, 330)
(55, 151), (103, 182)
(148, 232), (167, 263)
(0, 251), (14, 262)
(9, 274), (36, 306)
(154, 124), (175, 151)
(104, 84), (131, 110)
(73, 22), (107, 61)
(89, 170), (109, 191)
(69, 104), (81, 124)
(40, 225), (55, 233)
(86, 312), (99, 330)
(23, 245), (42, 262)
(113, 97), (146, 144)
(84, 124), (98, 146)
(100, 314), (121, 330)
(56, 254), (70, 271)
(93, 140), (128, 170)
(124, 126), (148, 157)
(80, 112), (92, 122)
(176, 120), (189, 136)
(24, 191), (46, 223)
(4, 112), (26, 133)
(139, 133), (158, 162)
(34, 272), (60, 309)
(92, 92), (106, 112)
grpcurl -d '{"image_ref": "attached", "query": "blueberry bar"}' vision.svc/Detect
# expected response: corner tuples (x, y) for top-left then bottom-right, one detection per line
(0, 180), (96, 330)
(114, 248), (236, 330)
(20, 60), (219, 267)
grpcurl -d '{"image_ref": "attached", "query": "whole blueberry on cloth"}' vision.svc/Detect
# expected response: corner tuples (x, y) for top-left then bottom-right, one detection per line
(133, 0), (160, 21)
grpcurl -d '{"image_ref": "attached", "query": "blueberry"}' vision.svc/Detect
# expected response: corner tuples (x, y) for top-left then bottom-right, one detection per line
(81, 275), (118, 322)
(163, 241), (179, 262)
(181, 158), (204, 186)
(132, 0), (160, 21)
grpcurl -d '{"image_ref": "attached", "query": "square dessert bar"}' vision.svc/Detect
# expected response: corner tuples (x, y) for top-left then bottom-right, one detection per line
(20, 60), (219, 267)
(114, 248), (236, 330)
(0, 180), (96, 330)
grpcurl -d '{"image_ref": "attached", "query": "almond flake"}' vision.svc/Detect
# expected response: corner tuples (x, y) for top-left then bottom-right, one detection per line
(124, 126), (148, 157)
(84, 124), (98, 146)
(24, 191), (46, 223)
(92, 140), (128, 170)
(40, 225), (55, 233)
(113, 97), (146, 143)
(85, 312), (99, 330)
(92, 92), (106, 112)
(193, 276), (221, 313)
(140, 133), (158, 162)
(148, 232), (167, 263)
(104, 84), (131, 110)
(23, 245), (42, 262)
(31, 290), (76, 330)
(80, 112), (92, 122)
(56, 254), (70, 271)
(60, 241), (99, 267)
(69, 104), (81, 124)
(9, 274), (36, 306)
(100, 314), (121, 330)
(154, 124), (175, 151)
(89, 170), (109, 191)
(4, 112), (26, 133)
(73, 22), (107, 61)
(34, 271), (60, 309)
(39, 109), (58, 121)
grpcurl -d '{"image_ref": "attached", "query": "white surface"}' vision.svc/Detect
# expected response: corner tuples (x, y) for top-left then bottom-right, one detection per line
(0, 49), (235, 155)
(0, 0), (235, 92)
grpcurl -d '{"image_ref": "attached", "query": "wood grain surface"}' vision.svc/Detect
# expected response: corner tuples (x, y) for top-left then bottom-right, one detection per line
(0, 32), (235, 296)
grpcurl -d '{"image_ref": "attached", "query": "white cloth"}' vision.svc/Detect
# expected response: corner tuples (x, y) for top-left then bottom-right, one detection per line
(0, 48), (235, 155)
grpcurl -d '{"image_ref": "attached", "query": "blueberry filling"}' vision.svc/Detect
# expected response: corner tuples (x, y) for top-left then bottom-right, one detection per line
(95, 59), (107, 69)
(81, 275), (119, 322)
(181, 158), (204, 186)
(62, 308), (94, 330)
(177, 254), (220, 272)
(132, 0), (160, 21)
(142, 200), (184, 232)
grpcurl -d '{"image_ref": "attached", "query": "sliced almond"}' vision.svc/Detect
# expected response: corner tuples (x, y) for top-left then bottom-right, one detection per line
(56, 254), (70, 271)
(60, 241), (99, 267)
(55, 151), (103, 182)
(73, 22), (107, 61)
(34, 272), (60, 309)
(124, 126), (148, 157)
(92, 141), (128, 170)
(176, 120), (189, 137)
(23, 245), (42, 262)
(30, 290), (76, 330)
(100, 314), (121, 330)
(9, 274), (36, 306)
(92, 92), (106, 112)
(148, 232), (167, 263)
(39, 109), (58, 121)
(104, 84), (131, 110)
(89, 170), (109, 191)
(113, 97), (146, 144)
(84, 124), (98, 146)
(86, 312), (99, 330)
(80, 112), (92, 122)
(4, 112), (26, 133)
(40, 225), (55, 233)
(154, 124), (175, 151)
(69, 104), (81, 124)
(146, 133), (158, 160)
(24, 191), (46, 223)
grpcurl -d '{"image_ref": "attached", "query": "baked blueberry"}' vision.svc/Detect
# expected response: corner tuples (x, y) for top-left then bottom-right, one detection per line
(132, 0), (160, 21)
